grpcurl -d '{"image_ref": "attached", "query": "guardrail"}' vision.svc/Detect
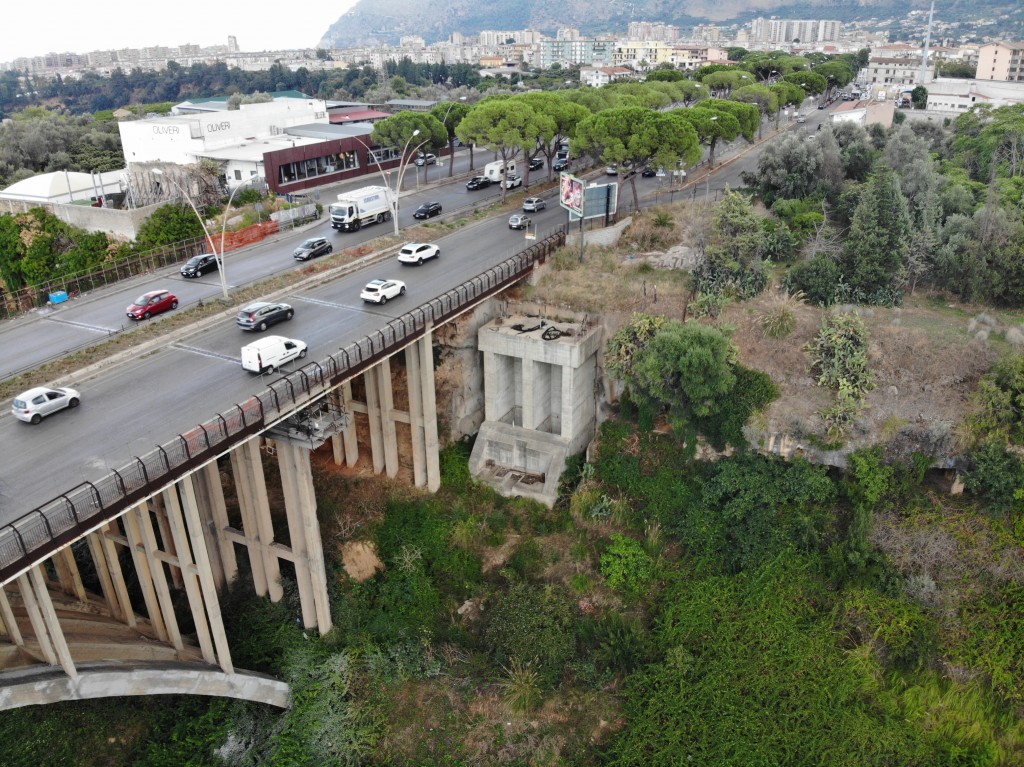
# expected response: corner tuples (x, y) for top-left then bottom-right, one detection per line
(0, 229), (567, 585)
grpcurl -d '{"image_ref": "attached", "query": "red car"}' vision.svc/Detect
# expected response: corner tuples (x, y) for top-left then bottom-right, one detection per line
(126, 289), (178, 320)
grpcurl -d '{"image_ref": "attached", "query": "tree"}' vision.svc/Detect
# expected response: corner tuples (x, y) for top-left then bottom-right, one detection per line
(673, 106), (740, 169)
(455, 99), (547, 202)
(841, 166), (912, 301)
(911, 86), (928, 110)
(573, 107), (700, 209)
(783, 71), (827, 96)
(371, 111), (448, 187)
(745, 132), (825, 204)
(429, 100), (471, 177)
(513, 92), (589, 181)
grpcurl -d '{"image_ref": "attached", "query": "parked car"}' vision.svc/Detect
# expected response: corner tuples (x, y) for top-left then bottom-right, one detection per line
(504, 174), (523, 189)
(126, 290), (178, 320)
(552, 158), (569, 172)
(413, 201), (442, 219)
(12, 386), (81, 424)
(236, 301), (294, 331)
(528, 157), (544, 170)
(293, 237), (333, 261)
(466, 176), (492, 190)
(398, 242), (440, 265)
(180, 253), (219, 278)
(641, 167), (657, 178)
(508, 214), (531, 230)
(522, 197), (546, 212)
(797, 116), (807, 123)
(360, 278), (406, 304)
(414, 153), (436, 166)
(605, 165), (619, 176)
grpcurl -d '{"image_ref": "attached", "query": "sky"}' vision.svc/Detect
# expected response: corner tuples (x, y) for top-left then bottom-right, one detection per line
(4, 0), (360, 61)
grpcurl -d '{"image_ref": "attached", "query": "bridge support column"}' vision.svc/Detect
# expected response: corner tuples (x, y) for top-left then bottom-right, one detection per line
(364, 368), (386, 475)
(191, 463), (233, 592)
(90, 522), (136, 627)
(230, 438), (283, 602)
(274, 439), (333, 633)
(163, 479), (234, 673)
(405, 344), (427, 487)
(377, 359), (400, 478)
(339, 381), (358, 467)
(418, 328), (441, 492)
(17, 567), (76, 677)
(0, 585), (24, 645)
(124, 501), (184, 652)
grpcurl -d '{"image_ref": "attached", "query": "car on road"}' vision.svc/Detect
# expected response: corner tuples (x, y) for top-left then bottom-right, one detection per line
(293, 237), (333, 261)
(360, 278), (406, 304)
(522, 197), (546, 212)
(398, 242), (440, 265)
(466, 176), (492, 190)
(605, 165), (619, 176)
(414, 153), (437, 166)
(12, 386), (81, 424)
(528, 157), (544, 170)
(413, 201), (443, 219)
(240, 335), (307, 374)
(508, 214), (531, 230)
(504, 174), (523, 189)
(236, 301), (294, 331)
(126, 290), (178, 320)
(553, 158), (569, 172)
(180, 253), (219, 278)
(641, 167), (657, 178)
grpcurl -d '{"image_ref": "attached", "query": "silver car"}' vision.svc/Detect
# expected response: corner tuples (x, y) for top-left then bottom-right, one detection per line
(522, 197), (546, 212)
(12, 386), (81, 424)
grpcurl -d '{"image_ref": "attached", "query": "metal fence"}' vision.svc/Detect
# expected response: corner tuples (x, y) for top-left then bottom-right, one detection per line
(0, 229), (566, 585)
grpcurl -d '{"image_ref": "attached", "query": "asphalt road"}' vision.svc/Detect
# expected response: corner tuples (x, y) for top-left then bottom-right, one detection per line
(0, 101), (832, 525)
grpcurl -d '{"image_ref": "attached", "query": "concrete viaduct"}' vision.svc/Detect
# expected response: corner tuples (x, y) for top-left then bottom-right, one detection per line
(0, 229), (605, 710)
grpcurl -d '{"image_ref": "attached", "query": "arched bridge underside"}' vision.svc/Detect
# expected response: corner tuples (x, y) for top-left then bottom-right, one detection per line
(0, 231), (567, 711)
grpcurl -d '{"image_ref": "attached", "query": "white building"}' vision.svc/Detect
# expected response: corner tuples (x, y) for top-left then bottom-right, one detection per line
(924, 78), (1024, 112)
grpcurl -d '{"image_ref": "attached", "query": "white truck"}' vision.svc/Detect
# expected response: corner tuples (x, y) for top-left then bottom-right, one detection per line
(484, 159), (516, 183)
(329, 185), (394, 232)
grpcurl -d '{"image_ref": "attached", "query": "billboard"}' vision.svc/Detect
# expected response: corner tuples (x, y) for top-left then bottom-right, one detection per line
(568, 182), (618, 222)
(559, 173), (585, 216)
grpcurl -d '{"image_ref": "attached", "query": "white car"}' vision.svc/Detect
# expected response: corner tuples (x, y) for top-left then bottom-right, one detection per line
(360, 278), (407, 304)
(397, 242), (440, 265)
(12, 386), (81, 424)
(522, 197), (546, 212)
(504, 174), (523, 189)
(414, 153), (436, 166)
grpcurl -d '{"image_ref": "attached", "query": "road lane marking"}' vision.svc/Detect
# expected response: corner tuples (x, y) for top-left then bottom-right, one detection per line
(171, 343), (239, 364)
(44, 317), (120, 333)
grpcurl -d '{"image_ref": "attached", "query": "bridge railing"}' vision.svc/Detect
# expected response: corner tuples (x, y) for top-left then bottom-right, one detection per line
(0, 229), (566, 585)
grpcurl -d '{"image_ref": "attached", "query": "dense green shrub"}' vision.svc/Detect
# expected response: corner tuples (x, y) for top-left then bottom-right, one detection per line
(600, 533), (658, 600)
(785, 253), (843, 306)
(221, 577), (307, 674)
(483, 583), (578, 684)
(507, 537), (546, 581)
(841, 587), (939, 670)
(964, 440), (1024, 516)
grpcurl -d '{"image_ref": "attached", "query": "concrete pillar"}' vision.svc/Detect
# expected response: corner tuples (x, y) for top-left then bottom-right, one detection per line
(169, 479), (235, 674)
(341, 380), (358, 467)
(0, 585), (23, 645)
(85, 531), (123, 620)
(560, 362), (574, 440)
(522, 359), (536, 429)
(122, 507), (169, 642)
(126, 502), (184, 652)
(151, 493), (183, 589)
(482, 350), (497, 422)
(406, 343), (427, 488)
(329, 390), (346, 466)
(364, 369), (386, 475)
(275, 440), (332, 633)
(53, 547), (87, 602)
(419, 329), (441, 492)
(161, 485), (217, 666)
(191, 463), (232, 591)
(377, 359), (400, 478)
(230, 438), (283, 601)
(18, 567), (77, 676)
(95, 521), (136, 628)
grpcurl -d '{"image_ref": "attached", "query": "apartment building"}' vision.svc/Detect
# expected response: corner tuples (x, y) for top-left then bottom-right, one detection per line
(976, 42), (1024, 82)
(865, 56), (935, 88)
(749, 17), (841, 44)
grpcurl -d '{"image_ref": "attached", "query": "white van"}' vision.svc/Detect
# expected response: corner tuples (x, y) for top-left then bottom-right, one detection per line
(240, 335), (307, 374)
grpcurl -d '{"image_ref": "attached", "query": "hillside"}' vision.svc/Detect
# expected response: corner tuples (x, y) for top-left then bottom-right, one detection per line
(319, 0), (1020, 47)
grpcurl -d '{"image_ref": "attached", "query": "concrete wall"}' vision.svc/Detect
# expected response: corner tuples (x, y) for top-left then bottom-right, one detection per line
(0, 199), (161, 241)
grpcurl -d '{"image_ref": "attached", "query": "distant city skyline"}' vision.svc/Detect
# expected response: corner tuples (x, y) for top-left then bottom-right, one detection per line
(5, 0), (358, 61)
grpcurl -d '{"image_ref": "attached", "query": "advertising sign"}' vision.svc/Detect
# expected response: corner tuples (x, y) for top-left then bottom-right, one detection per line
(568, 182), (618, 222)
(559, 173), (585, 217)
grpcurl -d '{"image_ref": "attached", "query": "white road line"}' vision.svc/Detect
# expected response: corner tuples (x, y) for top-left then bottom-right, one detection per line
(171, 343), (239, 364)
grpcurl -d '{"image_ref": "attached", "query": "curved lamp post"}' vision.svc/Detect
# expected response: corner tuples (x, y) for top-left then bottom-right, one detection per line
(353, 128), (429, 237)
(152, 167), (230, 302)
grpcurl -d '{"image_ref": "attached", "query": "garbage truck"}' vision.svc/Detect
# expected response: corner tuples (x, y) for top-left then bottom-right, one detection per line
(329, 186), (394, 231)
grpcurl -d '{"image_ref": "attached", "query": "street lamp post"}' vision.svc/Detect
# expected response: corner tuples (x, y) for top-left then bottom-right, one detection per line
(218, 174), (265, 293)
(152, 167), (230, 302)
(353, 128), (429, 238)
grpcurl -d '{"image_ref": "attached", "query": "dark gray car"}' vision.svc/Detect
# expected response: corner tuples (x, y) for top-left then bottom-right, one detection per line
(236, 301), (294, 331)
(293, 237), (333, 261)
